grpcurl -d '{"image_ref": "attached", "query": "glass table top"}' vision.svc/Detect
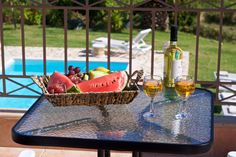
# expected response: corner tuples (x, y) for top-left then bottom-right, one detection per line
(12, 88), (213, 153)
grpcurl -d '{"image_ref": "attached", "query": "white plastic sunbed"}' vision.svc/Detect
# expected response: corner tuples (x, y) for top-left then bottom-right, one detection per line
(220, 92), (236, 116)
(92, 28), (152, 54)
(214, 71), (236, 91)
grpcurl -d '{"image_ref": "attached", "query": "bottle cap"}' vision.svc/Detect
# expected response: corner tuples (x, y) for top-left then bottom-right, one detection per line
(170, 25), (178, 41)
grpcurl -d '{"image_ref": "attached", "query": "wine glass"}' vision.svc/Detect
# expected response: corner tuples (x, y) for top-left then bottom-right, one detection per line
(175, 75), (195, 120)
(143, 75), (163, 118)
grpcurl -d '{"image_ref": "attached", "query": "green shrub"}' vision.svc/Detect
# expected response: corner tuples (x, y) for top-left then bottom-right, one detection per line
(204, 12), (236, 25)
(46, 0), (73, 27)
(204, 13), (220, 24)
(3, 8), (20, 24)
(214, 105), (222, 114)
(178, 12), (196, 32)
(104, 10), (126, 32)
(195, 24), (236, 43)
(46, 10), (64, 27)
(67, 12), (85, 30)
(24, 9), (42, 25)
(89, 1), (127, 32)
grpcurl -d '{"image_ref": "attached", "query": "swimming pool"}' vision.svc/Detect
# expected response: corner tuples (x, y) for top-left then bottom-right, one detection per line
(0, 59), (128, 109)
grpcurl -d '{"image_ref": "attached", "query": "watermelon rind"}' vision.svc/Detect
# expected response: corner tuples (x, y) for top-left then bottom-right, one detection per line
(67, 85), (80, 93)
(120, 71), (129, 91)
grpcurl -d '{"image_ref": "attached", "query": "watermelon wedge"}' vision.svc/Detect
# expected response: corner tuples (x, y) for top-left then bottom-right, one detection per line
(47, 72), (75, 93)
(77, 71), (128, 93)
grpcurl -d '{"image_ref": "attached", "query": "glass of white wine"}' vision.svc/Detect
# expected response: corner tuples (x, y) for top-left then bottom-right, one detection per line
(143, 75), (163, 118)
(175, 75), (195, 120)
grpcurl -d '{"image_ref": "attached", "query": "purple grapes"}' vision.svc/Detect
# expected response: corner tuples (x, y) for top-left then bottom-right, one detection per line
(67, 66), (83, 84)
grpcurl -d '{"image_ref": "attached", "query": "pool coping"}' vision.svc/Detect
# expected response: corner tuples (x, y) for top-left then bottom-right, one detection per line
(0, 108), (25, 118)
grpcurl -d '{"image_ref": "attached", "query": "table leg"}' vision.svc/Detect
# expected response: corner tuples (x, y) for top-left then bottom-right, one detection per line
(98, 149), (110, 157)
(132, 151), (142, 157)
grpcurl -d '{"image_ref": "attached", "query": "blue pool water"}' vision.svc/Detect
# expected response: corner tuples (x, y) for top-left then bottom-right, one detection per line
(0, 59), (128, 109)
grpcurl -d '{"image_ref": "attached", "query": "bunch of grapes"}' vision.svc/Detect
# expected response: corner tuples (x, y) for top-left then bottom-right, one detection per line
(66, 65), (83, 84)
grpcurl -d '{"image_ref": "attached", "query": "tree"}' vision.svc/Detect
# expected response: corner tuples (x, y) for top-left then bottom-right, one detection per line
(2, 0), (26, 29)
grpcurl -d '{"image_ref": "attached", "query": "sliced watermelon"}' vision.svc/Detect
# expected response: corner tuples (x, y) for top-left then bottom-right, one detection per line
(77, 71), (128, 93)
(47, 72), (75, 94)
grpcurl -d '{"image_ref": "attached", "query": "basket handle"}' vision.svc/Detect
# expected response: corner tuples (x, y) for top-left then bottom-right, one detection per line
(128, 70), (143, 85)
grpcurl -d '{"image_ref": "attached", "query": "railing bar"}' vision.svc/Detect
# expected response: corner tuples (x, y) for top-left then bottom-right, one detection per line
(71, 0), (85, 7)
(220, 102), (236, 106)
(195, 81), (216, 84)
(89, 0), (105, 7)
(85, 0), (89, 73)
(20, 9), (26, 76)
(2, 5), (236, 12)
(174, 1), (178, 25)
(178, 0), (196, 7)
(7, 78), (41, 95)
(114, 0), (127, 6)
(48, 0), (58, 5)
(225, 2), (236, 9)
(0, 75), (32, 78)
(0, 1), (6, 94)
(0, 95), (39, 98)
(42, 0), (47, 75)
(220, 93), (236, 102)
(180, 80), (236, 86)
(107, 10), (111, 70)
(155, 0), (174, 9)
(133, 0), (152, 8)
(220, 82), (236, 85)
(194, 12), (201, 82)
(31, 0), (41, 5)
(203, 0), (220, 9)
(216, 0), (224, 104)
(150, 11), (155, 76)
(8, 80), (41, 95)
(129, 2), (133, 75)
(7, 82), (41, 95)
(220, 84), (236, 93)
(174, 12), (178, 25)
(64, 9), (68, 74)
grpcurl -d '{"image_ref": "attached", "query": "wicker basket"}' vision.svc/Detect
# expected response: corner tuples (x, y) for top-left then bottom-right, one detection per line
(31, 70), (143, 106)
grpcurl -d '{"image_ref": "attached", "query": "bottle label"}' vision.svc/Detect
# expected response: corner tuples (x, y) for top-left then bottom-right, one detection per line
(171, 60), (182, 80)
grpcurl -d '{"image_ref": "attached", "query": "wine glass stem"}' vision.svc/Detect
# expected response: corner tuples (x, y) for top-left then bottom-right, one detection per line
(179, 98), (187, 114)
(150, 98), (154, 114)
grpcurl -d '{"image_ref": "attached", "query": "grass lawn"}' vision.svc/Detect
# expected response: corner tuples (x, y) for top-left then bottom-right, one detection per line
(3, 24), (236, 81)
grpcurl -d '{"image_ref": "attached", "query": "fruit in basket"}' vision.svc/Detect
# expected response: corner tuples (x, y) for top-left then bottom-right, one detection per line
(66, 65), (83, 84)
(68, 75), (82, 84)
(47, 84), (65, 93)
(93, 67), (110, 73)
(83, 74), (89, 80)
(68, 65), (74, 71)
(89, 70), (108, 80)
(47, 72), (75, 94)
(77, 71), (128, 93)
(74, 67), (81, 73)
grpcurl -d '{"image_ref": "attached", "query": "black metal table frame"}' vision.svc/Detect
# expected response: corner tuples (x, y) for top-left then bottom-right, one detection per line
(12, 88), (214, 157)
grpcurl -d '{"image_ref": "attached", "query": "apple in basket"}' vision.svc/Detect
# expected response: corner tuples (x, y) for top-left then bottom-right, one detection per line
(47, 71), (128, 94)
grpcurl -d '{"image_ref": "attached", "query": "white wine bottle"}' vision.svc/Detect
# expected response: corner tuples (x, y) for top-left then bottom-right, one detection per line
(164, 25), (183, 88)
